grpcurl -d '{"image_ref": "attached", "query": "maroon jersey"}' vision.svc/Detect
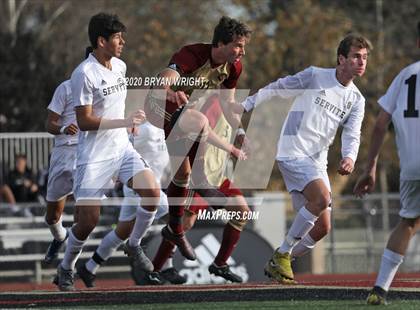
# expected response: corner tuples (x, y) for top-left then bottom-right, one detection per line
(145, 44), (242, 135)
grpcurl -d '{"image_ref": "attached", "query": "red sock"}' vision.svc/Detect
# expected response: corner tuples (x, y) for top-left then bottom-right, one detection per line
(153, 239), (176, 272)
(214, 223), (241, 266)
(167, 181), (187, 234)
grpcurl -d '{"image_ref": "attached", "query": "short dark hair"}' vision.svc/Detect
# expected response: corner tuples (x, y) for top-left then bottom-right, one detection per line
(212, 16), (252, 47)
(85, 46), (93, 59)
(88, 13), (126, 48)
(337, 34), (372, 65)
(15, 153), (27, 160)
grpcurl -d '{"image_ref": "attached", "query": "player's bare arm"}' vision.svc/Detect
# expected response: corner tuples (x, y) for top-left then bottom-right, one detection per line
(353, 109), (392, 197)
(157, 68), (189, 107)
(46, 110), (79, 135)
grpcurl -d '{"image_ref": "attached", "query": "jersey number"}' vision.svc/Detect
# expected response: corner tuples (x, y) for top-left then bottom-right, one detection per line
(404, 75), (418, 118)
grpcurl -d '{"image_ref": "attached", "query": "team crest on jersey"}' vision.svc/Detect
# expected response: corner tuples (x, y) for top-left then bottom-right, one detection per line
(117, 77), (126, 88)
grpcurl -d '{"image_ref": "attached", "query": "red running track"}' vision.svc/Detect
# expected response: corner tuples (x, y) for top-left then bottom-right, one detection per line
(1, 273), (420, 292)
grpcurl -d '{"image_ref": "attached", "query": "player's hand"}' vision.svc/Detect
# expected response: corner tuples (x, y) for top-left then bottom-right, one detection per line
(354, 172), (376, 198)
(231, 146), (247, 161)
(64, 123), (79, 135)
(337, 157), (354, 175)
(234, 132), (252, 157)
(167, 89), (189, 107)
(126, 109), (146, 127)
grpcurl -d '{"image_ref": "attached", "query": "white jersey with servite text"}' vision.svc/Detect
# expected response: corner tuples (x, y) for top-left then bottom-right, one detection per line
(71, 53), (129, 165)
(47, 80), (78, 146)
(378, 61), (420, 180)
(242, 66), (365, 167)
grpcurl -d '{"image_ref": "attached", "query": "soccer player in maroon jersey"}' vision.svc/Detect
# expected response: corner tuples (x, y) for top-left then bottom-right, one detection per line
(145, 16), (252, 261)
(141, 96), (251, 284)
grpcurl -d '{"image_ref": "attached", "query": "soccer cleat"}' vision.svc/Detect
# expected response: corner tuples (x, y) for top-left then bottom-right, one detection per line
(264, 249), (295, 284)
(161, 267), (187, 285)
(44, 229), (69, 264)
(54, 265), (75, 291)
(366, 286), (388, 305)
(77, 264), (96, 288)
(208, 263), (242, 283)
(132, 270), (169, 285)
(161, 225), (196, 260)
(123, 241), (154, 272)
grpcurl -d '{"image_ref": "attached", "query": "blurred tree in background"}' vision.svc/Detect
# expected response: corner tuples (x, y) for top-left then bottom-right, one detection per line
(0, 0), (418, 193)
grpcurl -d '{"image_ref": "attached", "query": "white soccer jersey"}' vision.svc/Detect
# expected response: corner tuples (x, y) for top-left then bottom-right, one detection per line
(242, 66), (365, 166)
(71, 53), (129, 165)
(47, 80), (78, 146)
(378, 61), (420, 180)
(132, 121), (169, 181)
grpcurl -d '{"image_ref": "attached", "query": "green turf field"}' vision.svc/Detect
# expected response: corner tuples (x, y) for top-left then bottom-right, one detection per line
(55, 300), (420, 310)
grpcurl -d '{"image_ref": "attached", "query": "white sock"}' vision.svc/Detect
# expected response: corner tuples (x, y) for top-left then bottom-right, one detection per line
(86, 230), (124, 274)
(375, 248), (404, 291)
(128, 207), (157, 247)
(61, 229), (85, 271)
(279, 207), (318, 254)
(291, 234), (317, 258)
(47, 216), (67, 241)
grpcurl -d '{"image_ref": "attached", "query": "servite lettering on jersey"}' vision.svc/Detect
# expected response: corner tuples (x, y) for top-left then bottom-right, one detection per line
(102, 77), (127, 96)
(314, 96), (346, 119)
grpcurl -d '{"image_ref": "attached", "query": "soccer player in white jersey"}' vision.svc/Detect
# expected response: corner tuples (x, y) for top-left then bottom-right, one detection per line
(77, 121), (171, 287)
(55, 13), (160, 291)
(234, 34), (371, 283)
(44, 80), (78, 264)
(354, 22), (420, 306)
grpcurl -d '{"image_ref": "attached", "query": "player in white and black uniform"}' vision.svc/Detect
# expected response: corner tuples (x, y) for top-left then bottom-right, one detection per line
(44, 80), (78, 264)
(355, 22), (420, 306)
(77, 121), (171, 287)
(54, 13), (160, 291)
(236, 34), (371, 283)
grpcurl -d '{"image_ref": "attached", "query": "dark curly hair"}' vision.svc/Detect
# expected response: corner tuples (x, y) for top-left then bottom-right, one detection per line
(212, 16), (252, 47)
(88, 13), (126, 48)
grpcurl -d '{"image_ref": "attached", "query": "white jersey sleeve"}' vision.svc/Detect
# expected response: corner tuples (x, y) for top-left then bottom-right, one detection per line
(71, 70), (94, 107)
(47, 82), (67, 115)
(378, 61), (420, 180)
(378, 71), (403, 114)
(241, 66), (314, 112)
(341, 95), (365, 162)
(47, 80), (78, 146)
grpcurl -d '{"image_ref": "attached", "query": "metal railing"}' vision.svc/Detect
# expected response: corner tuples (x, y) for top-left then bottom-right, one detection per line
(0, 132), (54, 182)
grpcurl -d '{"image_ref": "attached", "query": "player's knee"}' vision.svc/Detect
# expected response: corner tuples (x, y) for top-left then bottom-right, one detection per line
(312, 193), (330, 212)
(183, 211), (196, 231)
(140, 189), (161, 209)
(401, 217), (420, 231)
(229, 217), (247, 231)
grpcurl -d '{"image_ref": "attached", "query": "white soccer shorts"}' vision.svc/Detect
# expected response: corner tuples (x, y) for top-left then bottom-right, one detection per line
(73, 145), (152, 201)
(46, 145), (77, 202)
(399, 180), (420, 219)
